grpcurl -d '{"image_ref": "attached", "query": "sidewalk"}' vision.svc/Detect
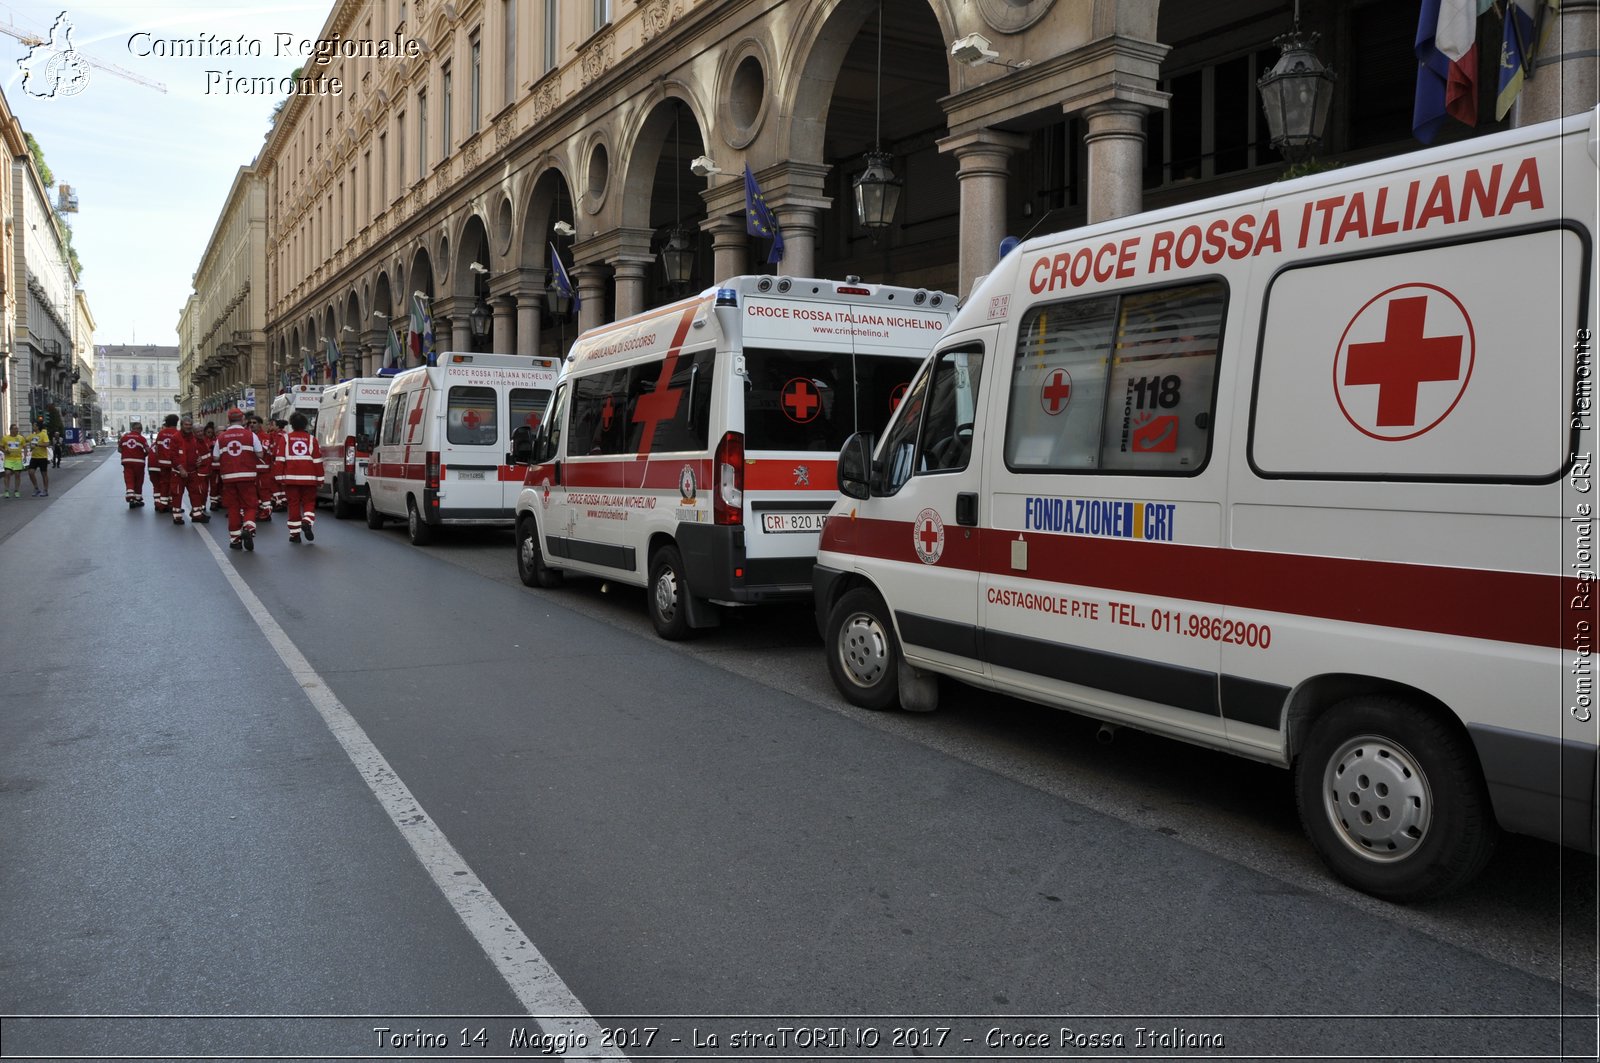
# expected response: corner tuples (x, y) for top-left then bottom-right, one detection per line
(0, 447), (114, 547)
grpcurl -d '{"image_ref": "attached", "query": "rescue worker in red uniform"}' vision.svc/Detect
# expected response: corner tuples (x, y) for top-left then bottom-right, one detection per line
(203, 422), (224, 511)
(164, 415), (200, 525)
(178, 416), (212, 523)
(213, 408), (263, 551)
(150, 413), (182, 513)
(252, 415), (277, 523)
(270, 418), (290, 511)
(277, 411), (323, 544)
(117, 419), (151, 508)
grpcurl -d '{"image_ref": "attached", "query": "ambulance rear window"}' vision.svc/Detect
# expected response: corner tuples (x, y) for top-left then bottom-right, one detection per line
(510, 388), (551, 433)
(354, 404), (382, 450)
(743, 349), (918, 453)
(1004, 281), (1225, 475)
(447, 386), (499, 446)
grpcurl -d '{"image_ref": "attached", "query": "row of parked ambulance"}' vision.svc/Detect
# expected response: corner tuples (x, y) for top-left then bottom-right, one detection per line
(301, 109), (1598, 904)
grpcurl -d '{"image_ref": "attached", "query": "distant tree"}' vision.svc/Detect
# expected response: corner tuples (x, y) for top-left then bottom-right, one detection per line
(24, 132), (52, 186)
(24, 133), (82, 275)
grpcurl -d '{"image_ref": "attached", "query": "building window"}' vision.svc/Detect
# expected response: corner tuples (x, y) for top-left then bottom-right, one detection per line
(1146, 50), (1279, 189)
(470, 33), (482, 133)
(363, 149), (371, 215)
(396, 111), (406, 187)
(543, 2), (558, 72)
(379, 132), (387, 204)
(592, 0), (609, 32)
(504, 0), (517, 106)
(418, 90), (428, 177)
(441, 64), (453, 157)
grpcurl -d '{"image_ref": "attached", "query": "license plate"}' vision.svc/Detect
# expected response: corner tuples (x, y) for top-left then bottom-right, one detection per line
(762, 512), (826, 533)
(454, 469), (487, 481)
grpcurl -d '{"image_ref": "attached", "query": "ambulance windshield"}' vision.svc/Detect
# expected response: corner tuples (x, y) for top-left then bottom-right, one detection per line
(743, 348), (917, 453)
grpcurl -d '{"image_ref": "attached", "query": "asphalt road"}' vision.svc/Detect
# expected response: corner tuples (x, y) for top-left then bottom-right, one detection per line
(0, 452), (1594, 1061)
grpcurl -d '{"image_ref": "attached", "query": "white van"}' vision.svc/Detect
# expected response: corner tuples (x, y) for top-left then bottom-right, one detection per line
(367, 352), (559, 544)
(814, 109), (1599, 900)
(270, 384), (325, 431)
(514, 275), (957, 638)
(315, 376), (393, 518)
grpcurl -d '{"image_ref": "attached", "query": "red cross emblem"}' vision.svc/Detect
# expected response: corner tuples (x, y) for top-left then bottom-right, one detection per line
(1334, 284), (1474, 442)
(1041, 368), (1073, 416)
(913, 507), (945, 565)
(406, 395), (426, 434)
(631, 354), (685, 453)
(462, 409), (482, 429)
(600, 395), (615, 431)
(525, 412), (541, 428)
(889, 382), (908, 413)
(781, 378), (822, 424)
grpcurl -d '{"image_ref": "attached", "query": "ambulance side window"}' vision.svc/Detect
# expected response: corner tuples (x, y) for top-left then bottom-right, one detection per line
(380, 392), (406, 446)
(877, 359), (934, 495)
(566, 369), (630, 457)
(533, 384), (568, 464)
(447, 386), (498, 445)
(918, 346), (986, 474)
(1005, 281), (1224, 474)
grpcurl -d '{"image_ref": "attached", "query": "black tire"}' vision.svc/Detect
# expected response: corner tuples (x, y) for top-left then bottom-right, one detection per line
(406, 498), (434, 546)
(365, 496), (385, 529)
(1294, 696), (1497, 902)
(332, 477), (354, 519)
(647, 544), (693, 641)
(824, 587), (901, 711)
(516, 516), (563, 589)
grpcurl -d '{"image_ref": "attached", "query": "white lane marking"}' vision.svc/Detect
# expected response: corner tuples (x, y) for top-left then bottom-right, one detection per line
(193, 524), (623, 1059)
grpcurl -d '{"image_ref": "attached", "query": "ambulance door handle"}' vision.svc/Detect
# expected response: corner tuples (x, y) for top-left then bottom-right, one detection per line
(553, 460), (563, 486)
(956, 492), (978, 527)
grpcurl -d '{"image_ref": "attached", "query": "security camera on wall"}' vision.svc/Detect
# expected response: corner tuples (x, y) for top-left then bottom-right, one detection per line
(951, 33), (999, 66)
(689, 155), (722, 178)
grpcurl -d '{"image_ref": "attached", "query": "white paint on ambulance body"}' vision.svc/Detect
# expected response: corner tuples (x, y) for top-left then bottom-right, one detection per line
(815, 106), (1600, 899)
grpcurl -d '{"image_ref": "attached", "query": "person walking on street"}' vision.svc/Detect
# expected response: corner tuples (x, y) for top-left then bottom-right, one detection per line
(150, 414), (181, 513)
(250, 415), (276, 524)
(277, 412), (323, 544)
(166, 415), (200, 526)
(51, 431), (64, 469)
(117, 420), (152, 507)
(1, 423), (26, 498)
(25, 419), (50, 496)
(213, 408), (263, 551)
(187, 419), (213, 523)
(204, 422), (223, 511)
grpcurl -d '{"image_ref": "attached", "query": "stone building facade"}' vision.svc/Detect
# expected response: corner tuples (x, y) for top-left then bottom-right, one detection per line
(96, 345), (181, 437)
(0, 93), (21, 437)
(202, 0), (1593, 397)
(179, 166), (268, 418)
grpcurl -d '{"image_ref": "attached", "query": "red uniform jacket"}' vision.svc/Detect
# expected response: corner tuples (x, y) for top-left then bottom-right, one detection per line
(175, 430), (209, 476)
(152, 426), (182, 471)
(118, 431), (151, 466)
(213, 425), (263, 482)
(275, 430), (323, 484)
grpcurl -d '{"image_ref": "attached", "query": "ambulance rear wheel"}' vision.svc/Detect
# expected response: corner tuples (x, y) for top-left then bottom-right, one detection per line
(517, 517), (562, 589)
(406, 498), (434, 546)
(1295, 697), (1497, 902)
(826, 587), (900, 711)
(647, 544), (693, 641)
(365, 496), (385, 529)
(332, 478), (354, 519)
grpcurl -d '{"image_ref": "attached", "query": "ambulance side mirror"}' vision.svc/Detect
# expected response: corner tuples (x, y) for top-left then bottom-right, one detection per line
(510, 425), (534, 465)
(530, 423), (555, 465)
(838, 432), (873, 500)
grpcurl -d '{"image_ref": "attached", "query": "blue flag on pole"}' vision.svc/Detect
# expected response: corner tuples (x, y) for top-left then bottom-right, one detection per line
(550, 242), (580, 314)
(324, 335), (341, 381)
(744, 164), (785, 265)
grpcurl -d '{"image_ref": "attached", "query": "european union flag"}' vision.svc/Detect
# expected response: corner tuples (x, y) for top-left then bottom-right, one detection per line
(744, 164), (785, 265)
(550, 242), (581, 314)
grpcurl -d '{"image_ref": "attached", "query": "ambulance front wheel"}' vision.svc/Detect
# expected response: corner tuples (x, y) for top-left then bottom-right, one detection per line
(517, 517), (563, 589)
(365, 496), (385, 529)
(826, 587), (900, 711)
(1295, 696), (1497, 902)
(332, 477), (354, 519)
(648, 544), (694, 641)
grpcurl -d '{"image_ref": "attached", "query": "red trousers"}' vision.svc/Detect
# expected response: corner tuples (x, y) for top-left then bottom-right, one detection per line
(121, 462), (145, 500)
(173, 470), (208, 514)
(285, 484), (317, 535)
(151, 467), (170, 510)
(256, 470), (277, 514)
(220, 480), (259, 537)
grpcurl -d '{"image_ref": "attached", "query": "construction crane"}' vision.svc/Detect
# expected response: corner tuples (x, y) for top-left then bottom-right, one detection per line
(0, 12), (166, 94)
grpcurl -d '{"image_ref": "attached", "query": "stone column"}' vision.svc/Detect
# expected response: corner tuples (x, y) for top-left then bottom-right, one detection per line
(612, 259), (653, 319)
(1514, 1), (1600, 125)
(451, 316), (470, 353)
(776, 205), (820, 279)
(704, 215), (749, 285)
(1082, 101), (1148, 225)
(575, 264), (607, 333)
(515, 268), (547, 358)
(492, 296), (515, 354)
(937, 128), (1030, 297)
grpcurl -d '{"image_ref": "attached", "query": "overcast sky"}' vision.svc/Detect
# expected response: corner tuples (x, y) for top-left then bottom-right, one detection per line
(3, 0), (338, 347)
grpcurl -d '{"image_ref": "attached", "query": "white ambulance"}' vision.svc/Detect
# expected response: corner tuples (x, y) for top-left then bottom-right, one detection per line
(513, 275), (956, 638)
(315, 376), (394, 518)
(269, 384), (325, 431)
(814, 108), (1599, 900)
(366, 352), (559, 544)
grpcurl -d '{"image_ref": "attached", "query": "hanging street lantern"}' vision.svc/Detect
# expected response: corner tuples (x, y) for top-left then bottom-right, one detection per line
(659, 226), (696, 289)
(545, 279), (572, 319)
(854, 150), (903, 231)
(468, 295), (493, 341)
(1257, 26), (1336, 164)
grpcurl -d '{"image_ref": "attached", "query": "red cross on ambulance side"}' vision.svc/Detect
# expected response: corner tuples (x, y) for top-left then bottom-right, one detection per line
(1333, 283), (1475, 442)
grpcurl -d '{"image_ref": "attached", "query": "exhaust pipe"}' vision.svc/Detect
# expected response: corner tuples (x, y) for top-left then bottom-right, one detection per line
(1096, 723), (1118, 745)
